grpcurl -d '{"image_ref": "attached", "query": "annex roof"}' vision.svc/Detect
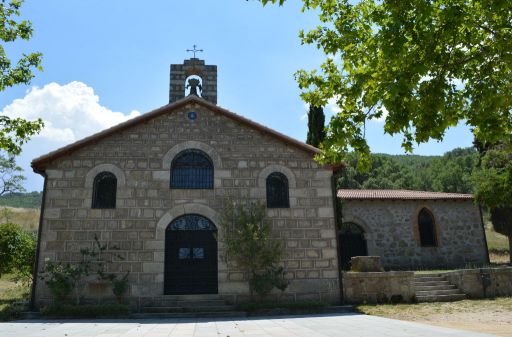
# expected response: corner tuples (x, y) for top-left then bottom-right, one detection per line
(31, 95), (320, 172)
(337, 189), (474, 200)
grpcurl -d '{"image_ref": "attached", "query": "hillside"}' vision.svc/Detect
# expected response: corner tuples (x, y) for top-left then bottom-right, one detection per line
(0, 191), (42, 209)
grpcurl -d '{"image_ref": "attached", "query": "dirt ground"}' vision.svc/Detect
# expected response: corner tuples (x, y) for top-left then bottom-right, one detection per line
(417, 310), (512, 337)
(357, 298), (512, 337)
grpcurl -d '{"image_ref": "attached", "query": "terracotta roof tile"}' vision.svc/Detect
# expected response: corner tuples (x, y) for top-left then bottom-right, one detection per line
(337, 189), (474, 200)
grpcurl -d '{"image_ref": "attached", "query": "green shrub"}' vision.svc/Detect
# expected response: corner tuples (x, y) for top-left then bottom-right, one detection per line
(0, 223), (36, 282)
(41, 304), (129, 318)
(219, 202), (289, 298)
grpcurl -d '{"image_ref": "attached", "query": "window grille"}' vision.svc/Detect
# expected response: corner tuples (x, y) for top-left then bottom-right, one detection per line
(92, 171), (117, 209)
(170, 149), (213, 189)
(266, 172), (290, 208)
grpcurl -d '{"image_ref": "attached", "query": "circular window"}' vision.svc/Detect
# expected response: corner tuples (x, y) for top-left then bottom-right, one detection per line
(187, 111), (197, 120)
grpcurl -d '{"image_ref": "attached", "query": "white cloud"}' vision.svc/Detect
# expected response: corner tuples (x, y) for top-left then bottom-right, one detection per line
(1, 81), (141, 143)
(326, 96), (341, 116)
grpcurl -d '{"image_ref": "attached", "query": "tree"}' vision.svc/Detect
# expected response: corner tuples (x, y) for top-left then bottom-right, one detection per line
(0, 153), (25, 196)
(306, 105), (326, 148)
(258, 0), (512, 171)
(219, 201), (288, 298)
(1, 0), (44, 155)
(473, 143), (512, 263)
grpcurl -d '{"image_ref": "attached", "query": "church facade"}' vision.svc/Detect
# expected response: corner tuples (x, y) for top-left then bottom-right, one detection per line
(31, 58), (340, 308)
(31, 58), (488, 308)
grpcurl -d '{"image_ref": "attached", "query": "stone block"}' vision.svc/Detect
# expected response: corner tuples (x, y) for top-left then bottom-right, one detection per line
(142, 263), (163, 273)
(351, 256), (384, 272)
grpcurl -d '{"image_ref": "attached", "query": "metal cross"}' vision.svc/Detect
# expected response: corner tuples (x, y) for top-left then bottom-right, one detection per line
(186, 44), (204, 58)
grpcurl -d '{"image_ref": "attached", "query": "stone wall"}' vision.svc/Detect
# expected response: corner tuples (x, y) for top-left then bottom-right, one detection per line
(34, 101), (340, 308)
(443, 267), (512, 298)
(342, 271), (415, 304)
(341, 199), (488, 269)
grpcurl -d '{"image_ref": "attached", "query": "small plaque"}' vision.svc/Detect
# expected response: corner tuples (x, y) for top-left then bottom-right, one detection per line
(187, 111), (197, 120)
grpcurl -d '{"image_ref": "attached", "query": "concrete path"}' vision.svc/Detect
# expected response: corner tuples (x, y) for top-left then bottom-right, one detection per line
(1, 313), (499, 337)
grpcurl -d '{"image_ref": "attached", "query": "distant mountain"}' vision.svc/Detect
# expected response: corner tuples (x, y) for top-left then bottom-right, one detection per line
(0, 191), (43, 209)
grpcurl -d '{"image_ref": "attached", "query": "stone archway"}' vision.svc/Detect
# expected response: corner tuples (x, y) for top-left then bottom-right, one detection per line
(339, 222), (368, 270)
(164, 214), (218, 295)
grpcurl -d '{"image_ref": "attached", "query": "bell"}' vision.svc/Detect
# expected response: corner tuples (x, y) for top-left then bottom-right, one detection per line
(186, 78), (202, 96)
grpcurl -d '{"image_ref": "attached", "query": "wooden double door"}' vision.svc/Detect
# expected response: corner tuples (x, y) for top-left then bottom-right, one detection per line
(164, 214), (218, 295)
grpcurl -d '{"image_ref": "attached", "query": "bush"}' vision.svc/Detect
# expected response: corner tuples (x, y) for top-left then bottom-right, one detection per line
(219, 202), (289, 298)
(40, 304), (129, 318)
(0, 223), (36, 282)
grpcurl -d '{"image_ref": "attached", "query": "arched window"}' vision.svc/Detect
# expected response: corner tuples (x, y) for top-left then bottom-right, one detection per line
(92, 172), (117, 209)
(418, 208), (437, 246)
(266, 172), (289, 208)
(170, 149), (213, 189)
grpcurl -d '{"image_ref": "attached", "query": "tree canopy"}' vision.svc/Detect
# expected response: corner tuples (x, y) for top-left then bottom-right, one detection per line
(339, 147), (477, 193)
(1, 0), (43, 155)
(259, 0), (512, 170)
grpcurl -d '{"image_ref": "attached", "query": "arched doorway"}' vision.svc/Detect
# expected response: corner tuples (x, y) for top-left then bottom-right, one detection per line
(164, 214), (218, 294)
(339, 222), (368, 270)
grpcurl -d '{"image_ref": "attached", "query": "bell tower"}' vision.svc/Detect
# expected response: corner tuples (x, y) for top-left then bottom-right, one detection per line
(169, 57), (217, 105)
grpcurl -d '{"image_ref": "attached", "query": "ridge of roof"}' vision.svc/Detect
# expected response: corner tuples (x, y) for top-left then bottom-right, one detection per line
(31, 95), (321, 171)
(337, 189), (474, 200)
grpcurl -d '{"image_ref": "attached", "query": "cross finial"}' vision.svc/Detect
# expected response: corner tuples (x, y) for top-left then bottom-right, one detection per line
(186, 44), (204, 58)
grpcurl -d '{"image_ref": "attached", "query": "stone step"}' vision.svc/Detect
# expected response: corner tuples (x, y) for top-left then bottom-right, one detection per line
(413, 276), (446, 282)
(159, 294), (222, 301)
(414, 273), (442, 278)
(147, 299), (228, 307)
(416, 293), (467, 303)
(416, 289), (462, 296)
(131, 311), (247, 319)
(412, 280), (451, 287)
(414, 284), (456, 291)
(134, 305), (354, 319)
(143, 305), (236, 313)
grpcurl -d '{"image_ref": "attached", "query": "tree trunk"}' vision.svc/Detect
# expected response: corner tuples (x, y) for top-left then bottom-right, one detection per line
(509, 234), (512, 265)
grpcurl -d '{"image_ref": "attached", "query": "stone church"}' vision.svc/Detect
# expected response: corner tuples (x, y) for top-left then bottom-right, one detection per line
(31, 58), (488, 308)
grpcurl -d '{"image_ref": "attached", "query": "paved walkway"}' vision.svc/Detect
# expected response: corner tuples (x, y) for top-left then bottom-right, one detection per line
(1, 313), (499, 337)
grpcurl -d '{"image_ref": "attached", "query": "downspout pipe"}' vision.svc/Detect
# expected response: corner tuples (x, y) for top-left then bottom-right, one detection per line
(30, 169), (47, 311)
(331, 167), (344, 303)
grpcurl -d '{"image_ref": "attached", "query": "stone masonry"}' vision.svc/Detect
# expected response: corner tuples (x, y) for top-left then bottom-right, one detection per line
(169, 58), (217, 104)
(341, 199), (488, 269)
(32, 96), (340, 309)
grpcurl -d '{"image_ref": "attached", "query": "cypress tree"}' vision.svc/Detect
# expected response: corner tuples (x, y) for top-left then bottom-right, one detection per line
(306, 105), (326, 148)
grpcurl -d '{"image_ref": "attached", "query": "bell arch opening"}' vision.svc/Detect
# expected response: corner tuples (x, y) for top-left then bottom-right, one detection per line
(185, 75), (203, 97)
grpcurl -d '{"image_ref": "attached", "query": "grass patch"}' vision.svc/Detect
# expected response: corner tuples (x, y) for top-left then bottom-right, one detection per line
(0, 207), (40, 232)
(237, 300), (327, 313)
(0, 274), (30, 321)
(41, 304), (130, 318)
(485, 222), (509, 252)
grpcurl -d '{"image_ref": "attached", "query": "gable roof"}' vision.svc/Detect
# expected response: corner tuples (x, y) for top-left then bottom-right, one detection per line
(338, 189), (474, 200)
(31, 95), (321, 172)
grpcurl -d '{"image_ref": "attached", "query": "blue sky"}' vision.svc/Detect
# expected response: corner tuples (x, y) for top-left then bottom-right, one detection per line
(1, 0), (474, 192)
